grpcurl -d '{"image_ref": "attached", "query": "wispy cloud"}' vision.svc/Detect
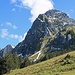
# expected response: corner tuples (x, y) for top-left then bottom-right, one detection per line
(70, 9), (74, 13)
(11, 8), (16, 11)
(0, 28), (27, 42)
(9, 32), (27, 42)
(10, 34), (26, 42)
(5, 22), (17, 29)
(10, 34), (19, 39)
(0, 21), (26, 42)
(11, 0), (16, 3)
(1, 29), (8, 38)
(11, 0), (54, 22)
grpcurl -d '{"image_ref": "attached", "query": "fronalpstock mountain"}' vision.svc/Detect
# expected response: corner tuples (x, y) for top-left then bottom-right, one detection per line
(12, 9), (75, 61)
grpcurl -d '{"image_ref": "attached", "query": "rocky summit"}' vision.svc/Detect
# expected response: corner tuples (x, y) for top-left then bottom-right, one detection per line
(13, 9), (75, 60)
(0, 45), (13, 57)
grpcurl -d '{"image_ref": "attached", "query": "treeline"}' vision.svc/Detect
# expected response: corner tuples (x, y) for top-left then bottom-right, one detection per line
(0, 52), (31, 75)
(0, 49), (75, 75)
(36, 48), (75, 63)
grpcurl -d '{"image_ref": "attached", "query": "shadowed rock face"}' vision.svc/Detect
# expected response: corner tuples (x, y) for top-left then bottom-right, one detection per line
(13, 9), (75, 57)
(0, 45), (13, 57)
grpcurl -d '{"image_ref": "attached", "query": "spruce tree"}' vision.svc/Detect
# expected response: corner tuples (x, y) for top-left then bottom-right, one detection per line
(20, 57), (31, 68)
(0, 57), (7, 75)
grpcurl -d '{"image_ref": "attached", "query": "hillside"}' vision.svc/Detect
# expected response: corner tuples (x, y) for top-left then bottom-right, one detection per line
(5, 50), (75, 75)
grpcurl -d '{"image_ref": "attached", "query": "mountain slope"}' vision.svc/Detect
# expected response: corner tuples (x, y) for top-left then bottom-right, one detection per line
(13, 9), (75, 60)
(5, 50), (75, 75)
(0, 45), (13, 56)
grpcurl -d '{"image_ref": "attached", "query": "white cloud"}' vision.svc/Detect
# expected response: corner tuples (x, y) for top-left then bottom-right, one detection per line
(0, 29), (27, 42)
(10, 33), (27, 42)
(13, 25), (17, 29)
(11, 0), (54, 22)
(5, 22), (17, 29)
(1, 29), (8, 38)
(10, 34), (19, 39)
(11, 8), (16, 11)
(15, 3), (23, 8)
(10, 34), (22, 42)
(70, 9), (74, 13)
(11, 0), (16, 3)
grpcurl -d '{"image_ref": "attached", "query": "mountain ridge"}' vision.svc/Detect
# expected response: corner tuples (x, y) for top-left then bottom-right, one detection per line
(0, 44), (13, 56)
(13, 9), (75, 60)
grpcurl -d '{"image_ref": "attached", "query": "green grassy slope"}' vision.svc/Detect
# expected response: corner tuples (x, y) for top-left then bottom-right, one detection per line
(5, 51), (75, 75)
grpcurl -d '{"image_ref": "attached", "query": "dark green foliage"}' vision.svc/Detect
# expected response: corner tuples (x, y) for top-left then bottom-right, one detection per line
(4, 53), (15, 71)
(60, 54), (74, 66)
(0, 57), (7, 75)
(37, 49), (75, 63)
(64, 54), (71, 59)
(45, 54), (49, 60)
(0, 52), (23, 75)
(13, 52), (21, 69)
(20, 57), (31, 68)
(18, 56), (23, 66)
(40, 54), (50, 61)
(0, 52), (32, 74)
(7, 52), (22, 70)
(67, 30), (75, 39)
(66, 30), (75, 50)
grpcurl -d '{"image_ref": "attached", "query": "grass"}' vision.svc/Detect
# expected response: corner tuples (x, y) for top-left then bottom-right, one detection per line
(5, 51), (75, 75)
(60, 70), (75, 75)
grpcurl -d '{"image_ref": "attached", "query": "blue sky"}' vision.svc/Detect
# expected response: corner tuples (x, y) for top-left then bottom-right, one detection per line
(0, 0), (75, 48)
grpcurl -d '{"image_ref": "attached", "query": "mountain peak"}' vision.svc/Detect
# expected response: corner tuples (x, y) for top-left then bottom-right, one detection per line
(13, 9), (75, 58)
(45, 9), (65, 15)
(38, 9), (67, 18)
(37, 9), (75, 25)
(0, 44), (13, 57)
(5, 44), (12, 48)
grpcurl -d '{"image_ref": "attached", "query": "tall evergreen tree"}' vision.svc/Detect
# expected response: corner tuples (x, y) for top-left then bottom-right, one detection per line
(4, 53), (14, 71)
(20, 57), (31, 68)
(13, 52), (20, 69)
(0, 57), (7, 75)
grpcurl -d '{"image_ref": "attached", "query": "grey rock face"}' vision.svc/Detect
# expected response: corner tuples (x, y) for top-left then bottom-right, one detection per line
(0, 45), (13, 56)
(13, 9), (75, 56)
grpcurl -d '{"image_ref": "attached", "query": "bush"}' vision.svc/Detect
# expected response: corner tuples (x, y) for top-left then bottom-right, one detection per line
(64, 54), (71, 59)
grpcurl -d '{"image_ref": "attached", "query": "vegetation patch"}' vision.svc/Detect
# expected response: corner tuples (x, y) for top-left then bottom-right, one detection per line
(4, 51), (75, 75)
